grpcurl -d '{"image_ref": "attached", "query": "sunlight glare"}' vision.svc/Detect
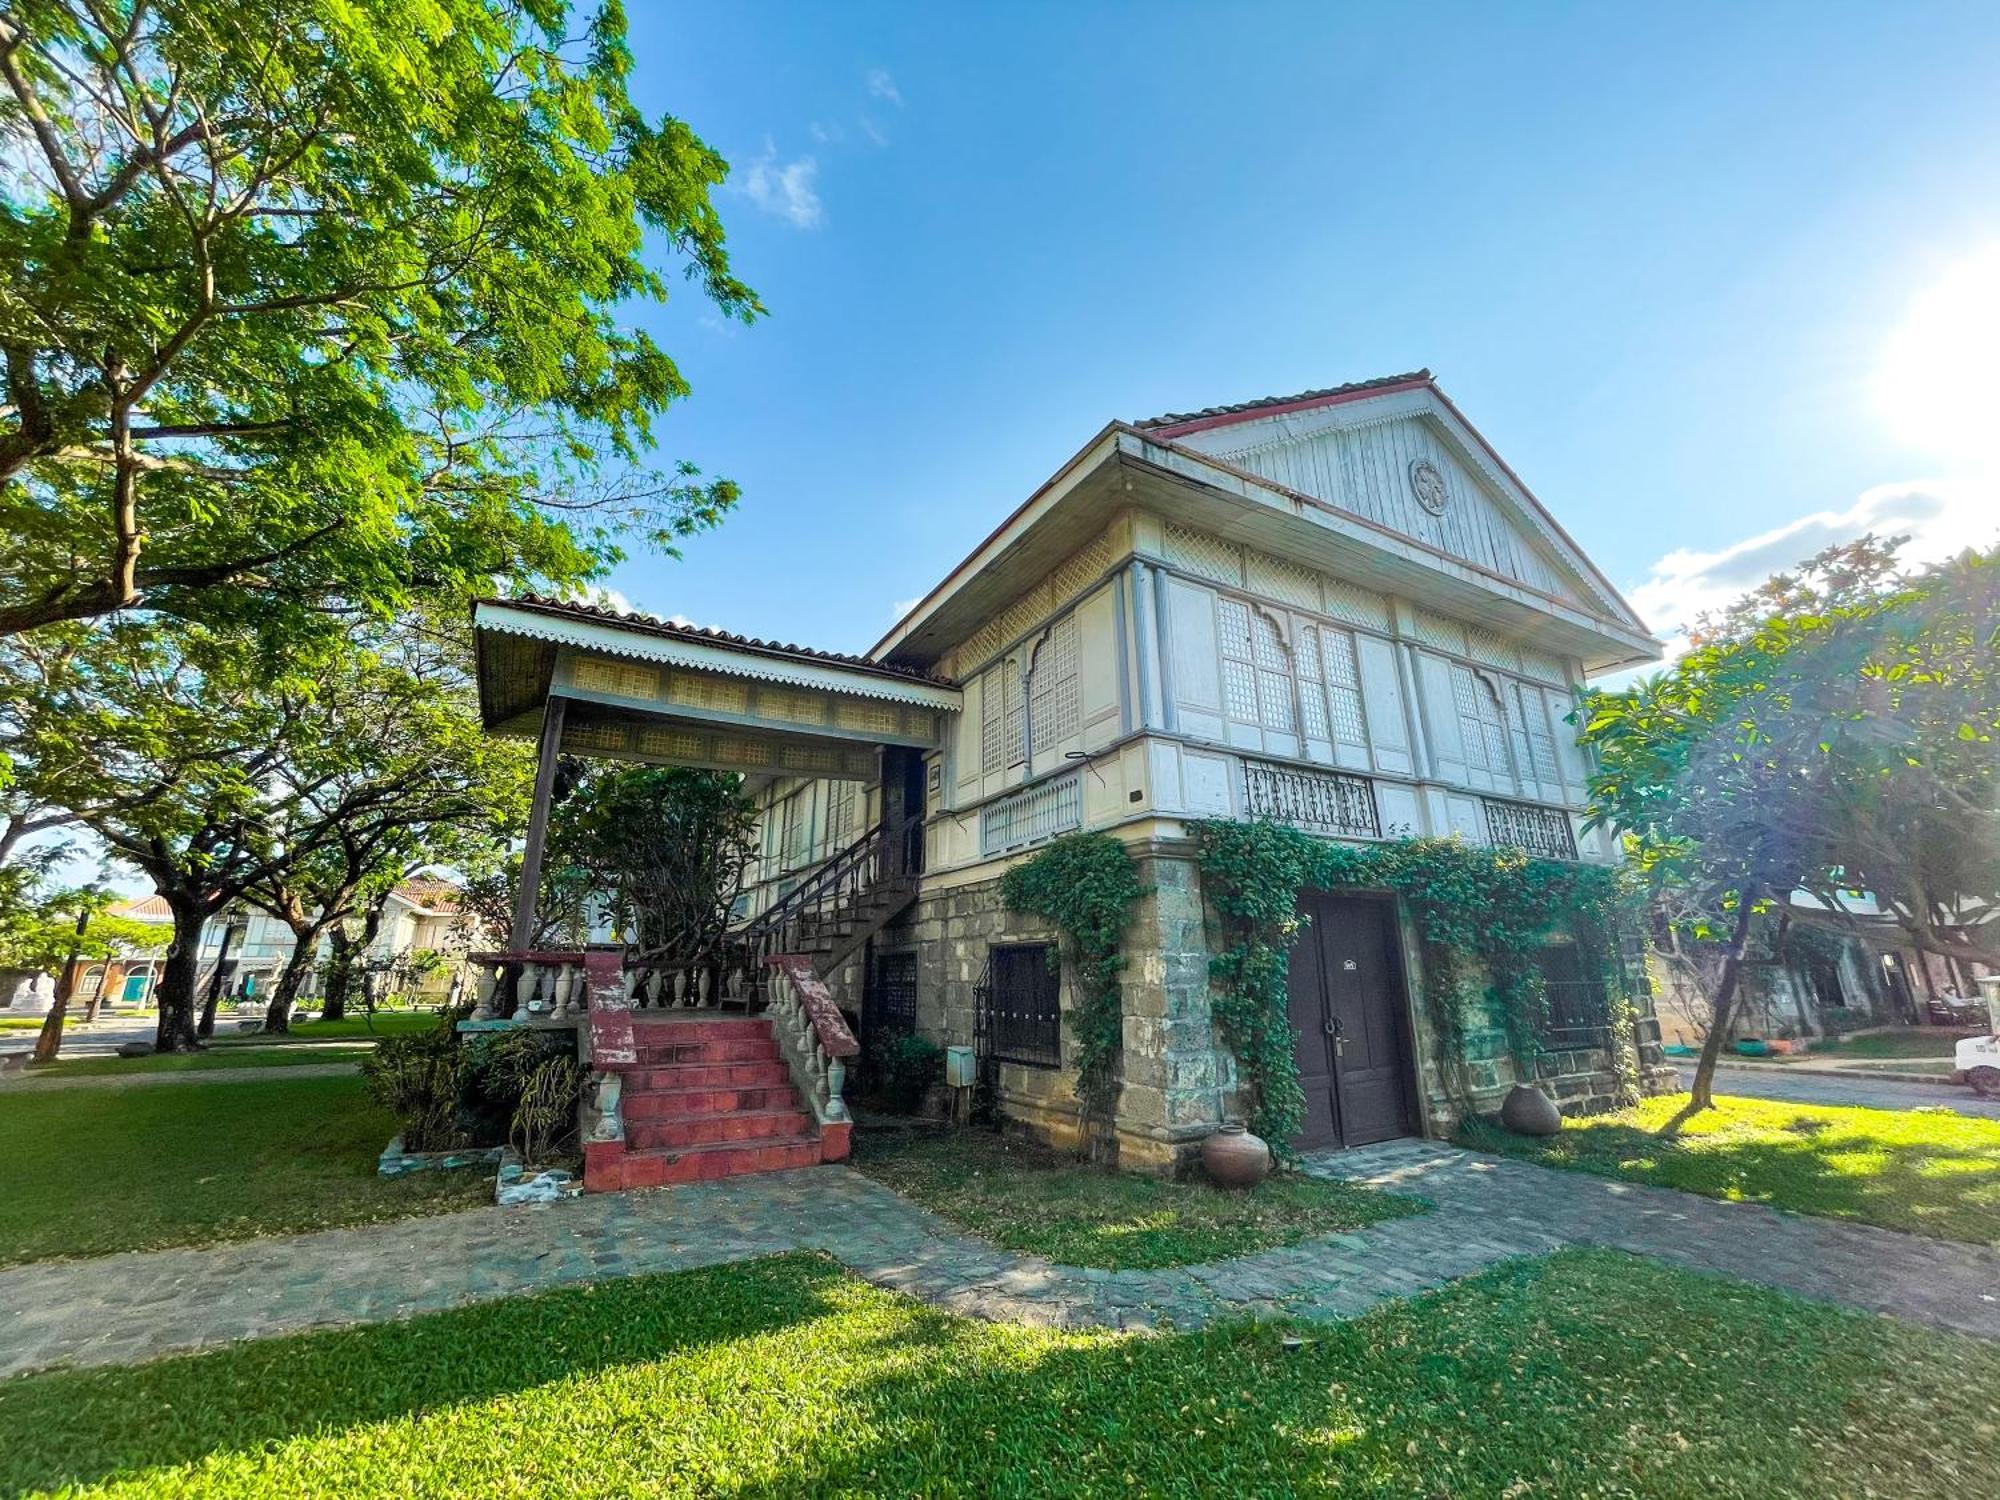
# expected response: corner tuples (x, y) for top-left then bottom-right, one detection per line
(1875, 242), (2000, 461)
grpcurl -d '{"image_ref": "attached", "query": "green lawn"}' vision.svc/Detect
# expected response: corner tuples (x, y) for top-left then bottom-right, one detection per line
(212, 1010), (442, 1046)
(1817, 1027), (1978, 1060)
(1, 1250), (1991, 1498)
(0, 1074), (489, 1265)
(852, 1127), (1422, 1269)
(30, 1045), (374, 1078)
(1460, 1094), (2000, 1244)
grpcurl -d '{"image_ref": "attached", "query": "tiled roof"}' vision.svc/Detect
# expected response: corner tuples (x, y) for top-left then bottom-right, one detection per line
(111, 894), (172, 922)
(393, 876), (464, 914)
(484, 595), (955, 686)
(1134, 370), (1433, 432)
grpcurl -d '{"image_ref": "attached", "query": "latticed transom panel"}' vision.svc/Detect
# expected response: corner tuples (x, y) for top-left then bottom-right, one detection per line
(572, 659), (661, 699)
(1029, 616), (1081, 751)
(835, 700), (901, 735)
(667, 675), (750, 715)
(789, 747), (842, 775)
(958, 619), (1006, 673)
(1518, 649), (1567, 686)
(639, 727), (704, 760)
(715, 739), (774, 767)
(1321, 577), (1392, 631)
(1050, 531), (1118, 608)
(1465, 626), (1522, 673)
(757, 687), (827, 725)
(1246, 550), (1320, 610)
(1409, 609), (1468, 654)
(565, 721), (630, 753)
(1163, 523), (1245, 585)
(995, 583), (1053, 652)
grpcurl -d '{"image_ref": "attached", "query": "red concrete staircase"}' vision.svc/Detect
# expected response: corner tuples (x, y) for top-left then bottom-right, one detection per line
(584, 1012), (847, 1190)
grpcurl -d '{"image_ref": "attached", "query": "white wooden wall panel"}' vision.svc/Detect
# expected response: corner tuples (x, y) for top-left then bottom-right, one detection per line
(1375, 783), (1422, 839)
(1353, 635), (1413, 777)
(1076, 587), (1121, 753)
(1412, 651), (1468, 784)
(954, 671), (982, 805)
(1165, 577), (1224, 741)
(1443, 792), (1485, 842)
(1545, 684), (1589, 798)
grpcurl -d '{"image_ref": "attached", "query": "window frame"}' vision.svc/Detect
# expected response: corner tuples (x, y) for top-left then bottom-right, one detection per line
(981, 941), (1063, 1070)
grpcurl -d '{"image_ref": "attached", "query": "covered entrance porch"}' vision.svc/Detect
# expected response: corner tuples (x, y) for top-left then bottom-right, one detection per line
(469, 595), (961, 1189)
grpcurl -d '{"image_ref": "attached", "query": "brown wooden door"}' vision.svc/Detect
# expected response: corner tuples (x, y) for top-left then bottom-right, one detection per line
(1285, 894), (1419, 1149)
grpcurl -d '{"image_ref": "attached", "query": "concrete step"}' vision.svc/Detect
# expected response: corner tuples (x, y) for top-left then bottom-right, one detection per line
(622, 1085), (799, 1120)
(634, 1036), (781, 1066)
(626, 1108), (814, 1151)
(591, 1136), (823, 1189)
(627, 1015), (770, 1039)
(628, 1060), (791, 1091)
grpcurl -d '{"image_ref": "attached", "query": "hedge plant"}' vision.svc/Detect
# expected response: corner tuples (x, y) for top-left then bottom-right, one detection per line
(1193, 821), (1643, 1151)
(1000, 832), (1151, 1132)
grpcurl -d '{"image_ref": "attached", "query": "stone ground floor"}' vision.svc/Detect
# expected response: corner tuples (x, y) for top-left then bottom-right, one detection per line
(6, 1138), (1997, 1380)
(887, 843), (1673, 1173)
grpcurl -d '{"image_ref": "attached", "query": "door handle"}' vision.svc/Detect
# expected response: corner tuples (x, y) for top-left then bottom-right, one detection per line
(1325, 1015), (1345, 1057)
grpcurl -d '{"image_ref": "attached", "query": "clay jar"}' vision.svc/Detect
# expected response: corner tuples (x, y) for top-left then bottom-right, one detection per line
(1201, 1121), (1273, 1187)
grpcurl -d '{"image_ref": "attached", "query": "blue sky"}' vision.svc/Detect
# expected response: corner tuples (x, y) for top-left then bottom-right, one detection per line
(606, 1), (2000, 661)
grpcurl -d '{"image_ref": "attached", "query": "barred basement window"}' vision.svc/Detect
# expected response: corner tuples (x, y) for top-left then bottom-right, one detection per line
(1534, 942), (1610, 1048)
(983, 943), (1062, 1068)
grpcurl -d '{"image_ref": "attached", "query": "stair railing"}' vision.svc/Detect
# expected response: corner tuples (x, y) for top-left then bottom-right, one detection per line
(726, 825), (899, 1002)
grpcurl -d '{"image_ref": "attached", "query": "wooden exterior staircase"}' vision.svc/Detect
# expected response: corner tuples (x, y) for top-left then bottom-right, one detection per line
(730, 822), (921, 998)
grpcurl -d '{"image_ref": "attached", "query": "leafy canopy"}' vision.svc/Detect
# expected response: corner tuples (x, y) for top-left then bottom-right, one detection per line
(0, 0), (760, 637)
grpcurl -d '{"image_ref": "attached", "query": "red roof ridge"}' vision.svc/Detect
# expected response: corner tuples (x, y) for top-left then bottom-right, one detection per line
(1135, 369), (1433, 434)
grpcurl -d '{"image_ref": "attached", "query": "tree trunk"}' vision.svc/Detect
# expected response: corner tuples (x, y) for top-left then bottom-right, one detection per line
(30, 914), (89, 1066)
(1668, 894), (1762, 1131)
(154, 896), (207, 1053)
(320, 927), (354, 1022)
(264, 926), (319, 1033)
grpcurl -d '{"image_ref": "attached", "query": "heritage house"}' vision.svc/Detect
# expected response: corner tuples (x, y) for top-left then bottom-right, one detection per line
(472, 371), (1675, 1187)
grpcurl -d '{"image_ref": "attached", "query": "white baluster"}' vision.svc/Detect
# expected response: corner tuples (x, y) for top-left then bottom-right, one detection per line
(550, 963), (574, 1020)
(697, 968), (712, 1009)
(622, 966), (642, 1009)
(672, 969), (688, 1008)
(510, 963), (531, 1023)
(473, 965), (498, 1022)
(825, 1056), (848, 1121)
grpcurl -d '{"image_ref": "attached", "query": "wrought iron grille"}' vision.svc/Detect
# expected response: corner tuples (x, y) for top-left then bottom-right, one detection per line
(1535, 944), (1611, 1050)
(976, 942), (1062, 1069)
(1481, 797), (1577, 859)
(1242, 761), (1380, 839)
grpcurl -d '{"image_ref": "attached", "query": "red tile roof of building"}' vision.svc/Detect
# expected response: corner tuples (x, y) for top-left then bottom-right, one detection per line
(1135, 369), (1433, 433)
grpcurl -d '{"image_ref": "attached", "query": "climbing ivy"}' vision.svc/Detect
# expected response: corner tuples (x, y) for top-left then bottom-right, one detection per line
(1193, 821), (1643, 1149)
(1000, 832), (1152, 1131)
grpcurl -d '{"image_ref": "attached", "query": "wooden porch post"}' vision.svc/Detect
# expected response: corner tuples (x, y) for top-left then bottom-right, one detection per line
(509, 696), (568, 952)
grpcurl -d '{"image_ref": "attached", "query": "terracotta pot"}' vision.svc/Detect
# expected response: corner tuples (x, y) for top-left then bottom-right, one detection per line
(1499, 1083), (1562, 1137)
(1201, 1122), (1272, 1188)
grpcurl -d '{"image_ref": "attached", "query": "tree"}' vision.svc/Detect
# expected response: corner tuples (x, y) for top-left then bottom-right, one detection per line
(0, 0), (760, 638)
(0, 617), (527, 1048)
(1581, 537), (2000, 1119)
(0, 874), (165, 1061)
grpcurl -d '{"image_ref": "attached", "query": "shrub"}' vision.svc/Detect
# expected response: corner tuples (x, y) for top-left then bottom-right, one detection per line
(360, 1021), (466, 1152)
(875, 1034), (944, 1115)
(464, 1029), (588, 1161)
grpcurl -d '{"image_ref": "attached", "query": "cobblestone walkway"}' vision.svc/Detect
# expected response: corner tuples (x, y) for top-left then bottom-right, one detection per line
(4, 1141), (1996, 1378)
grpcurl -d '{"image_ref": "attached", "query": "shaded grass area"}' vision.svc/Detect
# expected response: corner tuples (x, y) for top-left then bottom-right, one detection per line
(211, 1010), (441, 1046)
(0, 1075), (489, 1266)
(32, 1046), (373, 1078)
(3, 1250), (1994, 1498)
(852, 1127), (1421, 1269)
(1460, 1093), (2000, 1245)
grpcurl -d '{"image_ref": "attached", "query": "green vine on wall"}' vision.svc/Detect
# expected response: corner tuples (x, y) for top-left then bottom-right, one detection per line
(1193, 820), (1643, 1150)
(1000, 832), (1151, 1134)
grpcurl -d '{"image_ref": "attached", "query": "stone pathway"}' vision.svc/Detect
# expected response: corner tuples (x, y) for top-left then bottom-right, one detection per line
(0, 1061), (361, 1092)
(4, 1139), (1997, 1379)
(1689, 1061), (2000, 1119)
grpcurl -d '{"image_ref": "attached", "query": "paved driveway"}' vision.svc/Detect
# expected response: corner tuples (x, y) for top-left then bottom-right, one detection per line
(1690, 1061), (2000, 1120)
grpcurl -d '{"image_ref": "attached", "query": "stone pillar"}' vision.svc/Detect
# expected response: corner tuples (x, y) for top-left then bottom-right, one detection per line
(1110, 850), (1226, 1173)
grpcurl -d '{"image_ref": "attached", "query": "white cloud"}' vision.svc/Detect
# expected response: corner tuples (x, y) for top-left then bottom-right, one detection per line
(585, 586), (636, 616)
(663, 613), (698, 630)
(739, 140), (823, 229)
(865, 68), (902, 106)
(858, 115), (891, 149)
(890, 597), (923, 620)
(808, 120), (843, 145)
(1625, 477), (1999, 659)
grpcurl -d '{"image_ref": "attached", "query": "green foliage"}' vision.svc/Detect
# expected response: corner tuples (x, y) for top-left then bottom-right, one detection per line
(0, 0), (759, 638)
(1194, 821), (1641, 1148)
(854, 1128), (1420, 1270)
(999, 832), (1151, 1128)
(1, 1250), (1994, 1498)
(872, 1033), (943, 1115)
(0, 875), (163, 976)
(360, 1020), (467, 1152)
